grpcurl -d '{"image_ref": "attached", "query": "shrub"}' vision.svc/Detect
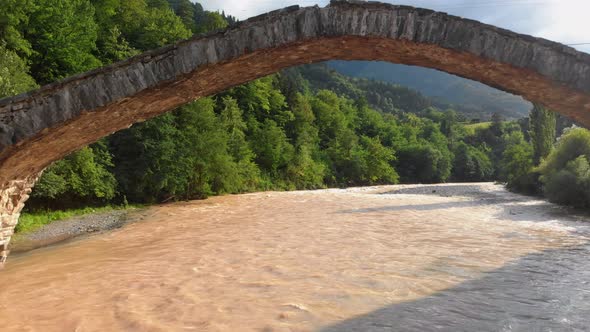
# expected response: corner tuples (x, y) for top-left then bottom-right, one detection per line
(500, 131), (539, 194)
(538, 128), (590, 208)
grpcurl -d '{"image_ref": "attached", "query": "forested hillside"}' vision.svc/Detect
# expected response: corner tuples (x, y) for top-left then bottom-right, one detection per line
(290, 64), (432, 116)
(2, 0), (590, 216)
(328, 60), (532, 120)
(291, 63), (483, 121)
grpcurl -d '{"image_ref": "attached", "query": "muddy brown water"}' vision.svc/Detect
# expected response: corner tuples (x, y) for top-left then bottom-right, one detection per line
(1, 184), (589, 331)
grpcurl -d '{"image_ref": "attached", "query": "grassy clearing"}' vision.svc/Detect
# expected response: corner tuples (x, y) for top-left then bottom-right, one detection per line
(463, 121), (491, 135)
(15, 205), (140, 234)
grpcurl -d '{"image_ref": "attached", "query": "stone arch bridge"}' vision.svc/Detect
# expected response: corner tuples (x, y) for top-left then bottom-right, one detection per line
(1, 0), (589, 266)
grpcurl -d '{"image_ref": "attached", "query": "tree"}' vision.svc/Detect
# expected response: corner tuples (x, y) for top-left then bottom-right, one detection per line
(500, 131), (536, 193)
(288, 93), (317, 143)
(356, 100), (387, 138)
(175, 99), (243, 198)
(251, 119), (294, 175)
(440, 109), (459, 149)
(359, 135), (399, 184)
(26, 0), (102, 84)
(219, 96), (262, 191)
(133, 6), (192, 50)
(220, 97), (252, 161)
(226, 76), (292, 127)
(415, 121), (453, 181)
(452, 142), (493, 182)
(95, 26), (139, 63)
(109, 112), (184, 202)
(396, 143), (451, 183)
(31, 141), (118, 208)
(0, 44), (38, 98)
(195, 12), (228, 34)
(0, 0), (33, 56)
(91, 0), (138, 63)
(146, 0), (169, 9)
(287, 144), (326, 189)
(324, 128), (365, 186)
(277, 68), (310, 104)
(541, 155), (590, 208)
(311, 90), (351, 148)
(538, 127), (590, 174)
(490, 112), (503, 136)
(110, 97), (246, 202)
(285, 94), (326, 188)
(529, 103), (556, 164)
(536, 127), (590, 207)
(167, 0), (197, 32)
(96, 0), (191, 53)
(105, 0), (149, 45)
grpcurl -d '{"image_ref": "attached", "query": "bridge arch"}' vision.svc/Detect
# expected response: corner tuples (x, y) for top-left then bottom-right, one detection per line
(1, 0), (589, 265)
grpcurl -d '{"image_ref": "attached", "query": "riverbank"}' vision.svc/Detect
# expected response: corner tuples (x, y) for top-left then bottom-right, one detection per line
(9, 182), (589, 255)
(9, 207), (150, 253)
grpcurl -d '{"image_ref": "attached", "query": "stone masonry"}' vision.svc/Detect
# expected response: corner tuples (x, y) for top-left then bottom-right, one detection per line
(0, 0), (589, 266)
(0, 175), (38, 264)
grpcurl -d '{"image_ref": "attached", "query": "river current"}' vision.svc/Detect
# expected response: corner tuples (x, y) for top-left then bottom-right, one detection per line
(1, 183), (589, 331)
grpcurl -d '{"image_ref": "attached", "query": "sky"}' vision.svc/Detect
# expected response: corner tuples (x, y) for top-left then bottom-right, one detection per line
(198, 0), (590, 54)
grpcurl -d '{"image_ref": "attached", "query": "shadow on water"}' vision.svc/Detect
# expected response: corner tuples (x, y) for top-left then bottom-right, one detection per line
(326, 184), (590, 331)
(320, 242), (590, 332)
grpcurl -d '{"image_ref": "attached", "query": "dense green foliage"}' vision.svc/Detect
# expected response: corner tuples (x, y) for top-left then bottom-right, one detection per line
(328, 60), (532, 120)
(30, 141), (117, 208)
(499, 112), (590, 209)
(529, 103), (557, 164)
(26, 0), (102, 84)
(2, 0), (589, 215)
(452, 142), (493, 182)
(0, 0), (34, 56)
(500, 131), (537, 193)
(291, 65), (433, 116)
(537, 128), (590, 208)
(0, 44), (37, 97)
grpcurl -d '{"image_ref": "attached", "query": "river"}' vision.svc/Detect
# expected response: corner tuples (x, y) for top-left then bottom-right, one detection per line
(1, 183), (589, 331)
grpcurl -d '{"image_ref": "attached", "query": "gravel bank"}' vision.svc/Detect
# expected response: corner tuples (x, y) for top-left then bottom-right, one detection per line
(382, 182), (508, 198)
(9, 208), (149, 253)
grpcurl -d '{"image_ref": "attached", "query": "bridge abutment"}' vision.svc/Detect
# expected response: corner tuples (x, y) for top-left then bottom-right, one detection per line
(0, 175), (38, 267)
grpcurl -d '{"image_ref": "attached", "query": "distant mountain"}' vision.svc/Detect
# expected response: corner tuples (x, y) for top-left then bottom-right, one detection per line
(290, 64), (433, 115)
(287, 63), (519, 121)
(326, 60), (532, 120)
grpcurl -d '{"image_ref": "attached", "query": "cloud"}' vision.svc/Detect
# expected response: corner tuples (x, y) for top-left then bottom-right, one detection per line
(199, 0), (321, 19)
(535, 1), (590, 44)
(198, 0), (590, 53)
